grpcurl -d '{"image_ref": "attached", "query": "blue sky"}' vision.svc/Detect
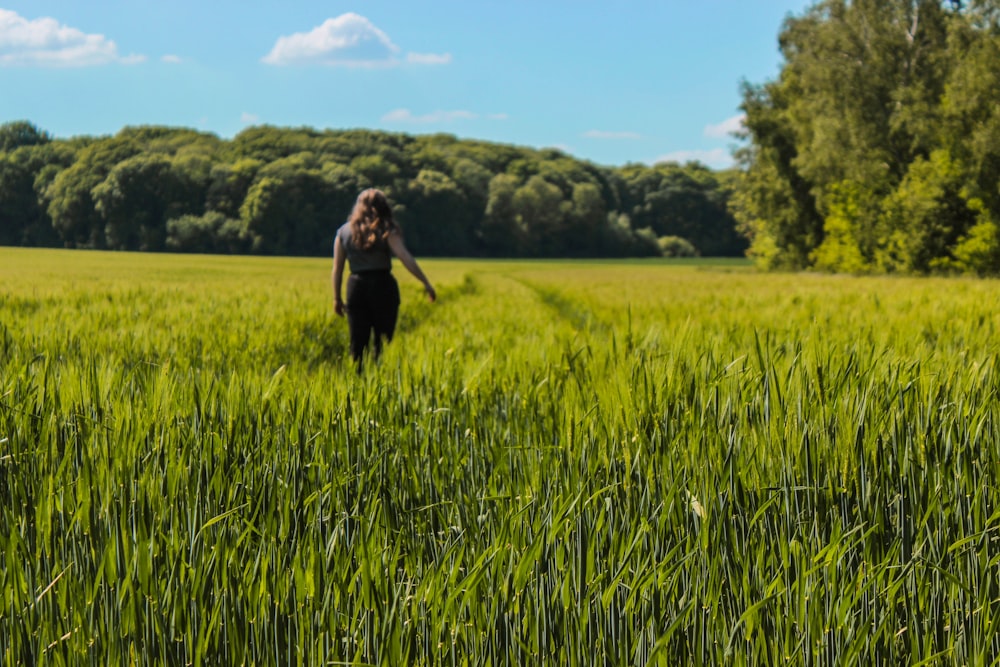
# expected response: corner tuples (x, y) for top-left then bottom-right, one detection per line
(0, 1), (813, 169)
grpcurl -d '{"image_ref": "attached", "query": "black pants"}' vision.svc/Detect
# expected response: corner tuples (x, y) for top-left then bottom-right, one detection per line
(346, 270), (400, 366)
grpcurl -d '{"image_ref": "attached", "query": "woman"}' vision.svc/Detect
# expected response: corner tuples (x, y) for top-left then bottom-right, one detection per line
(332, 188), (436, 367)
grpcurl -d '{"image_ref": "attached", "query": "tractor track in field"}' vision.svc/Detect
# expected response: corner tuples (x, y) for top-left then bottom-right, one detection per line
(504, 276), (610, 336)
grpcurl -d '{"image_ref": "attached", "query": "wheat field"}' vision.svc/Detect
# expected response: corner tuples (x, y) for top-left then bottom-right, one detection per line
(2, 247), (999, 665)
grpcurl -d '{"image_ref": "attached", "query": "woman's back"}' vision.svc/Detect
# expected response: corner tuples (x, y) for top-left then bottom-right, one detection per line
(336, 222), (392, 273)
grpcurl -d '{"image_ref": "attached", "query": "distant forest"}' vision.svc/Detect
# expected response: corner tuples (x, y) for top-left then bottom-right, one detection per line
(0, 121), (746, 259)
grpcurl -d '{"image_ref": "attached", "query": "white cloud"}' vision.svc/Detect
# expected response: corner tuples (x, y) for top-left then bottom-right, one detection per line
(262, 13), (401, 67)
(406, 52), (451, 65)
(382, 108), (478, 123)
(487, 113), (509, 121)
(584, 130), (641, 140)
(654, 148), (733, 169)
(263, 14), (451, 68)
(241, 112), (260, 124)
(161, 54), (183, 64)
(0, 9), (143, 67)
(704, 114), (746, 139)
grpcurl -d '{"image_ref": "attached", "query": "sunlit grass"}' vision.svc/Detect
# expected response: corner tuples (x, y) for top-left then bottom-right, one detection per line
(1, 247), (999, 665)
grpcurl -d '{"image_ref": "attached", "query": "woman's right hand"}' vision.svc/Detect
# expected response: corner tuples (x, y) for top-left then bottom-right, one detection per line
(425, 284), (437, 302)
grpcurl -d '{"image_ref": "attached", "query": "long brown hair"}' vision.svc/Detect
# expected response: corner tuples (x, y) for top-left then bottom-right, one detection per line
(348, 188), (398, 251)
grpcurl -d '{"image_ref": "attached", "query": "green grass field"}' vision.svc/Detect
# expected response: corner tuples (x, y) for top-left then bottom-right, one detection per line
(2, 247), (999, 665)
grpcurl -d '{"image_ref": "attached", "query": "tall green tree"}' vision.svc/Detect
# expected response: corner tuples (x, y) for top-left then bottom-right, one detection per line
(401, 169), (471, 256)
(92, 154), (202, 251)
(480, 173), (525, 256)
(940, 4), (1000, 218)
(206, 159), (263, 219)
(0, 142), (72, 246)
(621, 162), (747, 257)
(567, 183), (606, 256)
(734, 0), (998, 274)
(240, 153), (350, 255)
(512, 175), (569, 256)
(45, 136), (141, 248)
(0, 121), (51, 153)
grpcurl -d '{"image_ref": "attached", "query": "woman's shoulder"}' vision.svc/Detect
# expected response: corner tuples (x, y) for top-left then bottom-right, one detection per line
(337, 222), (353, 243)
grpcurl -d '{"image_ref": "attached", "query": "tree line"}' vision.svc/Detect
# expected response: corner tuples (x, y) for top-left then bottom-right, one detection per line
(734, 0), (1000, 275)
(0, 121), (746, 259)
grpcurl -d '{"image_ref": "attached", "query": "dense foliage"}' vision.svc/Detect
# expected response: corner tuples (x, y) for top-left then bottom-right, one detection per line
(0, 122), (746, 258)
(3, 249), (1000, 664)
(734, 0), (1000, 275)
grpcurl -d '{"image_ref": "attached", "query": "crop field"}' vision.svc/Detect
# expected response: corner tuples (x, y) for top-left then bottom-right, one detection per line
(2, 247), (1000, 665)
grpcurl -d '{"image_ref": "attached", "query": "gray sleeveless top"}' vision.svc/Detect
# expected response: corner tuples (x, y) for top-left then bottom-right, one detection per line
(337, 223), (392, 273)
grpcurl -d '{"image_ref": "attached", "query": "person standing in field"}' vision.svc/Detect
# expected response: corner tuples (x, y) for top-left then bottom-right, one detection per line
(332, 188), (436, 368)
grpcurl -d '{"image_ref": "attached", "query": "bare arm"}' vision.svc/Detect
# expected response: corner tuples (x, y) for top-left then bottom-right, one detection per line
(332, 235), (346, 316)
(388, 232), (436, 302)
